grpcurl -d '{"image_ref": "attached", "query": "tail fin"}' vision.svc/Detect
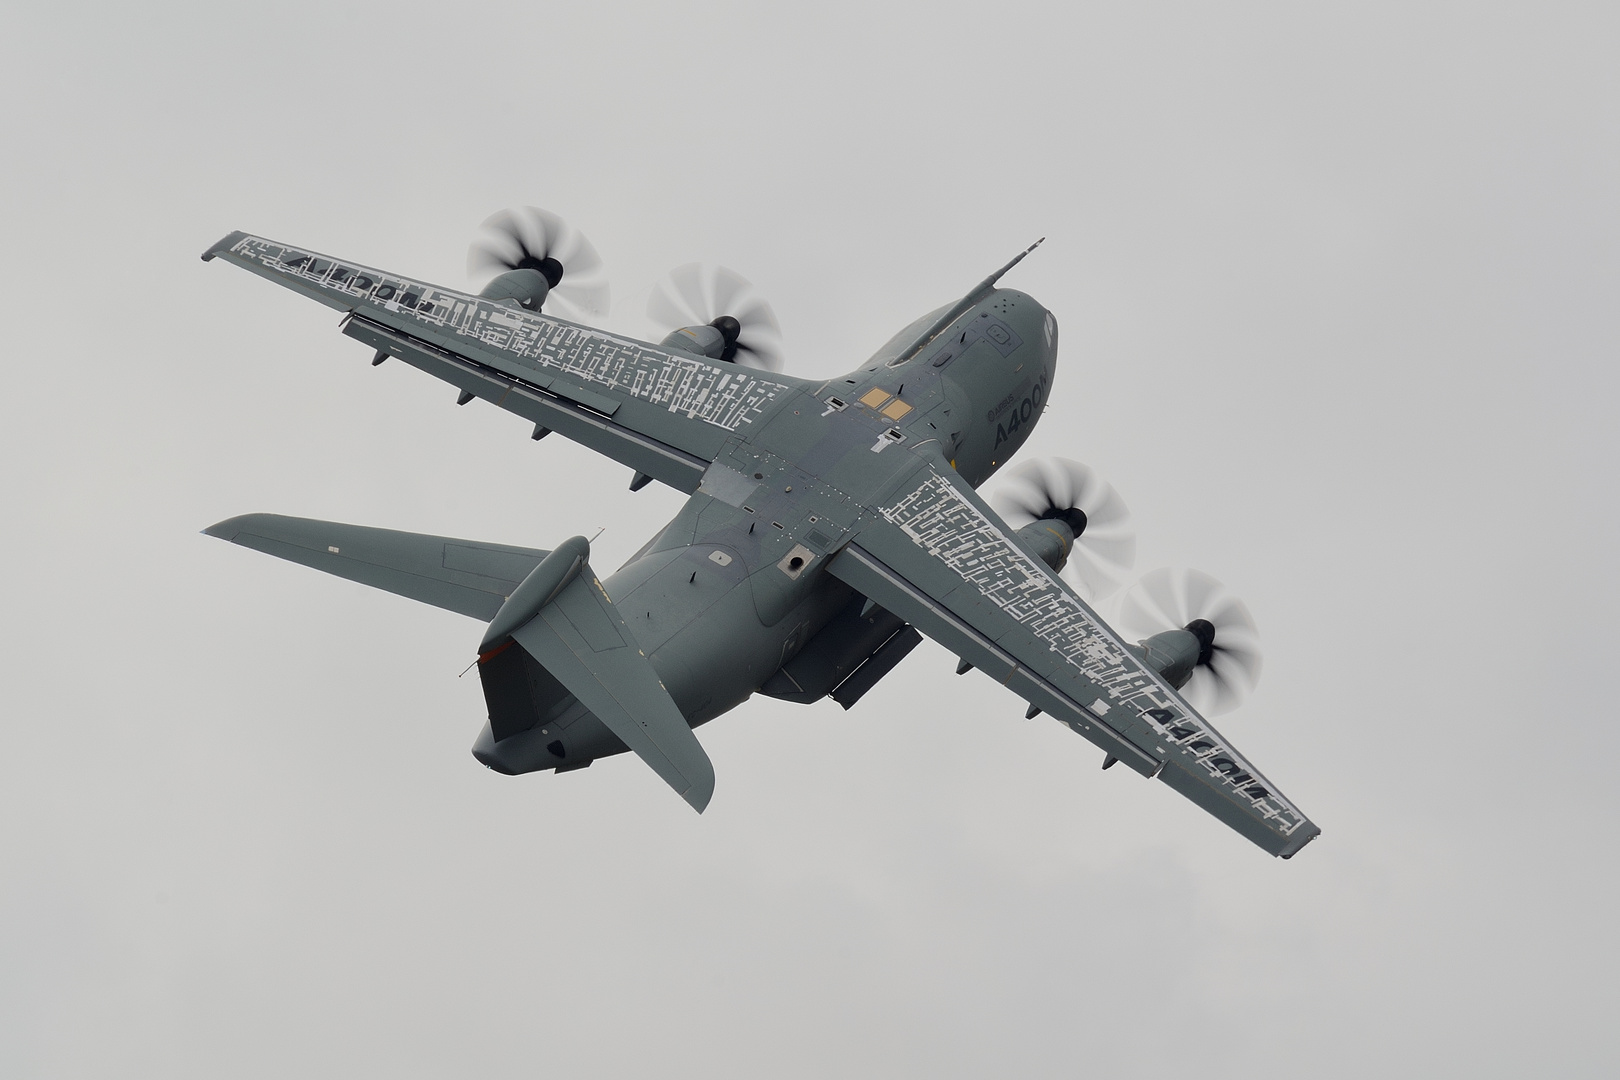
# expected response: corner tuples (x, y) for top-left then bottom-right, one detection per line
(481, 537), (716, 813)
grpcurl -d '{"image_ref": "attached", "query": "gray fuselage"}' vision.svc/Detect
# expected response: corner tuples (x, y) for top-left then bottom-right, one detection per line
(474, 288), (1058, 774)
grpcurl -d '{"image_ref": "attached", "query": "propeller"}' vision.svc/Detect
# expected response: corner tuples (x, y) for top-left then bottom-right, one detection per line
(1112, 567), (1263, 716)
(467, 206), (610, 322)
(646, 263), (785, 371)
(992, 457), (1136, 599)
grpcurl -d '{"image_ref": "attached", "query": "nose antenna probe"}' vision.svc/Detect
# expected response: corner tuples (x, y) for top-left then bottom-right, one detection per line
(892, 237), (1046, 366)
(977, 236), (1046, 294)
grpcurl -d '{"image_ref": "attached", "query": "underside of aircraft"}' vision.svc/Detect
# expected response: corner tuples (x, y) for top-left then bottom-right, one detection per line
(201, 208), (1319, 858)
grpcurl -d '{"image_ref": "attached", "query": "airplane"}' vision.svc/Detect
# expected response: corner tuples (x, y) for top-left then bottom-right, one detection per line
(200, 207), (1319, 858)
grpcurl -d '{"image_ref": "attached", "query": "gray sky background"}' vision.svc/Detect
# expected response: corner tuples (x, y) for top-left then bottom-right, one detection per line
(2, 3), (1616, 1076)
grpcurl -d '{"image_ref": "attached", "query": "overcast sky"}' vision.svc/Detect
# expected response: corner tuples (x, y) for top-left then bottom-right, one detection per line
(2, 3), (1617, 1077)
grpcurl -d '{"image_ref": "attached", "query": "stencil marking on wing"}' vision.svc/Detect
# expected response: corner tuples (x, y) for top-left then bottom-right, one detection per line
(880, 471), (1306, 835)
(231, 237), (787, 431)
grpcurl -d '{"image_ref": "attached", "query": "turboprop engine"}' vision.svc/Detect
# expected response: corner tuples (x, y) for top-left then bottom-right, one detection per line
(1113, 567), (1264, 715)
(658, 315), (742, 362)
(646, 263), (785, 371)
(467, 206), (610, 320)
(480, 266), (556, 311)
(993, 457), (1137, 600)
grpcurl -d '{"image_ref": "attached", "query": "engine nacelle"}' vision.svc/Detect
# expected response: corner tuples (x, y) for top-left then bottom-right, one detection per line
(1014, 517), (1077, 573)
(660, 315), (742, 363)
(479, 268), (551, 311)
(1126, 620), (1215, 691)
(660, 324), (725, 359)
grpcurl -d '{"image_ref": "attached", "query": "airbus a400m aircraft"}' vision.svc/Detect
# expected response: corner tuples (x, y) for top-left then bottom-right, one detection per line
(202, 208), (1319, 858)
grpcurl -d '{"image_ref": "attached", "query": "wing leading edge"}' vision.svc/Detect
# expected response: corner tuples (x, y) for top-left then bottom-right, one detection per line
(828, 454), (1319, 858)
(202, 232), (800, 492)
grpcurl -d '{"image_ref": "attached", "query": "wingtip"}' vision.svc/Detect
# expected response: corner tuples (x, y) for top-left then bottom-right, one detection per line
(202, 513), (262, 542)
(200, 230), (248, 263)
(1278, 824), (1321, 859)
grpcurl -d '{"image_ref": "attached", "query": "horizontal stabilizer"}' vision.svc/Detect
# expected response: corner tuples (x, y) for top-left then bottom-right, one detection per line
(501, 562), (715, 813)
(204, 513), (549, 621)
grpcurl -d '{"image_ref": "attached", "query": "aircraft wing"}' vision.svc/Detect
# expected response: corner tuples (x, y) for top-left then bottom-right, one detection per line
(202, 232), (799, 493)
(826, 453), (1320, 858)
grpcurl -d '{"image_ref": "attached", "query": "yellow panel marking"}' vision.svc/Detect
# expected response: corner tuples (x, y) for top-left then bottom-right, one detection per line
(859, 387), (892, 409)
(880, 398), (913, 420)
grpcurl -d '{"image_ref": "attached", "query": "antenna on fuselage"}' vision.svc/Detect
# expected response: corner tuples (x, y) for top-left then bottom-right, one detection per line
(976, 236), (1046, 294)
(892, 237), (1046, 366)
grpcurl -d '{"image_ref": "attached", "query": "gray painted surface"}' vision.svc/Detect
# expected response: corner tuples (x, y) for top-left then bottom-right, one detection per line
(202, 232), (1315, 854)
(4, 5), (1617, 1077)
